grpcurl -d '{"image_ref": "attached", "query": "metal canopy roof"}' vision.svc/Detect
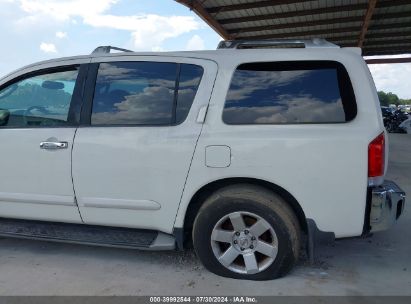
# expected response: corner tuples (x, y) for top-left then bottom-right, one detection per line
(175, 0), (411, 58)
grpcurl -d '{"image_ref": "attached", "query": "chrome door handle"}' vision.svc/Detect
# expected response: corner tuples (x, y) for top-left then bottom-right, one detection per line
(40, 141), (68, 150)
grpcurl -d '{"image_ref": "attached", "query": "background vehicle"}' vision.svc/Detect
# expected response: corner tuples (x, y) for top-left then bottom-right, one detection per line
(381, 106), (394, 116)
(399, 117), (411, 134)
(0, 40), (406, 280)
(382, 107), (408, 133)
(398, 105), (411, 114)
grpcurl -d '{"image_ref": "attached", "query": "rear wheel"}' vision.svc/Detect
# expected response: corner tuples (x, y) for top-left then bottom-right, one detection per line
(192, 184), (301, 280)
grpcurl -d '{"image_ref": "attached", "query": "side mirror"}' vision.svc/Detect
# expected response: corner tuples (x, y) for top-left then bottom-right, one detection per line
(0, 109), (10, 126)
(42, 80), (64, 90)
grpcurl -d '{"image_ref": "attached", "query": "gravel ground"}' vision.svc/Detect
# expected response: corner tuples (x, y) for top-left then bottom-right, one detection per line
(0, 134), (410, 296)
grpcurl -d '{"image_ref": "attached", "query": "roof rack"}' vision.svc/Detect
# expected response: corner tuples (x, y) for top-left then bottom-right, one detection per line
(92, 46), (133, 54)
(217, 38), (338, 49)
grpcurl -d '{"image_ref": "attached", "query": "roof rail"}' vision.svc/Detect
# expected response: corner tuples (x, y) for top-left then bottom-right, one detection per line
(92, 46), (133, 54)
(217, 38), (339, 49)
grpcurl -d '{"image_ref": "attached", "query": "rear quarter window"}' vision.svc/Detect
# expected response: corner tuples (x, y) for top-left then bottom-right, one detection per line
(222, 61), (357, 124)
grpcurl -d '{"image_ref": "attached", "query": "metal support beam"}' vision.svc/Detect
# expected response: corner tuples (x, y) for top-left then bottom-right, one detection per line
(367, 30), (411, 39)
(175, 0), (231, 40)
(236, 21), (411, 40)
(228, 16), (362, 35)
(364, 39), (410, 47)
(333, 30), (411, 47)
(358, 0), (377, 48)
(363, 45), (411, 56)
(366, 57), (411, 64)
(238, 27), (360, 40)
(206, 0), (313, 14)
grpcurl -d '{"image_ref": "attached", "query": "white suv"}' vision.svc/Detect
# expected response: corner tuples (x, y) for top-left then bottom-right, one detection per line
(0, 40), (405, 280)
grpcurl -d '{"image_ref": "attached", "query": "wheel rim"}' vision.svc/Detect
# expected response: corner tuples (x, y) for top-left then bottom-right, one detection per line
(210, 211), (278, 275)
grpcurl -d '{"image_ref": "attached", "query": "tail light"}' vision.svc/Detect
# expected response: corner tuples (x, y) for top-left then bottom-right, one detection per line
(368, 133), (385, 181)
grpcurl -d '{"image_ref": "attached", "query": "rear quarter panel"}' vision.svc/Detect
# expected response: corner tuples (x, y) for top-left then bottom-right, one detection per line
(174, 49), (384, 238)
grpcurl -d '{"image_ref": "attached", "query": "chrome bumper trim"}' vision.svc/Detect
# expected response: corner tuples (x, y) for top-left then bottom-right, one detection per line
(370, 180), (406, 232)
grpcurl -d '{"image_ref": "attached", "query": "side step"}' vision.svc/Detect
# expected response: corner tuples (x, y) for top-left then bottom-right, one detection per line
(0, 218), (175, 250)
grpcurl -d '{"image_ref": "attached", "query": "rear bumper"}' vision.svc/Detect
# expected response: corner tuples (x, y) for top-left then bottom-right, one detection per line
(370, 180), (406, 232)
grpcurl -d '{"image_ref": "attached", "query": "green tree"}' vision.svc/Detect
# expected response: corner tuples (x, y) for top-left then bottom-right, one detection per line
(399, 98), (411, 105)
(377, 91), (400, 106)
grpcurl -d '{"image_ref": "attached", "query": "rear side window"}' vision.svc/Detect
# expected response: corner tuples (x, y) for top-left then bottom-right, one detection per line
(91, 62), (203, 125)
(222, 61), (356, 124)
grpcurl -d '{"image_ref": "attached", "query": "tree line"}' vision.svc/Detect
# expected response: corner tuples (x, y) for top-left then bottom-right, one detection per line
(378, 91), (411, 107)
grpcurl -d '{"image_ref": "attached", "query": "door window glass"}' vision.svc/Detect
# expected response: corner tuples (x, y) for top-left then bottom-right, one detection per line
(0, 68), (79, 127)
(91, 62), (204, 125)
(91, 62), (177, 125)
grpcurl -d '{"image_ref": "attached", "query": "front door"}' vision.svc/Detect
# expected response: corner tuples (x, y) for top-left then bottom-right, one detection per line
(0, 64), (86, 223)
(72, 57), (217, 233)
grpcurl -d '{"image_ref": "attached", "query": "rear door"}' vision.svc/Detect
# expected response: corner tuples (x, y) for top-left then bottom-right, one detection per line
(72, 56), (217, 233)
(0, 61), (88, 223)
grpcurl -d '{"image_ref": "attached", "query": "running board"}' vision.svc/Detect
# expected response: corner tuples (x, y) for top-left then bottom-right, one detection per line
(0, 218), (175, 250)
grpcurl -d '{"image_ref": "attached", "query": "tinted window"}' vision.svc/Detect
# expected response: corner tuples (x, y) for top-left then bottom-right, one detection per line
(91, 62), (176, 125)
(176, 64), (203, 124)
(91, 62), (203, 125)
(223, 61), (356, 124)
(0, 68), (79, 127)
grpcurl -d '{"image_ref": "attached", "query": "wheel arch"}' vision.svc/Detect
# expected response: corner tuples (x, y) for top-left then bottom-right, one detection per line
(178, 177), (307, 249)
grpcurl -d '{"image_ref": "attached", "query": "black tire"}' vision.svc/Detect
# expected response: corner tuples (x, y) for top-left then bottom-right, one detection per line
(386, 123), (394, 133)
(192, 184), (301, 280)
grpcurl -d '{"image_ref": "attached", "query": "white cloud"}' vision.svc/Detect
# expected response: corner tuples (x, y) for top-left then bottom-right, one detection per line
(151, 46), (165, 52)
(13, 0), (201, 51)
(55, 31), (66, 38)
(224, 95), (345, 124)
(19, 0), (118, 21)
(185, 34), (205, 50)
(39, 42), (57, 53)
(369, 63), (411, 99)
(227, 70), (309, 102)
(85, 14), (200, 50)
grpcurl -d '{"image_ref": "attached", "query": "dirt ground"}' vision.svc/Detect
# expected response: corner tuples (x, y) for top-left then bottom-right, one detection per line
(0, 134), (410, 296)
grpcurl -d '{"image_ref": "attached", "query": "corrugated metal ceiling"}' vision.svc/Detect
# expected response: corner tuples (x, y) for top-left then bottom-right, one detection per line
(175, 0), (411, 56)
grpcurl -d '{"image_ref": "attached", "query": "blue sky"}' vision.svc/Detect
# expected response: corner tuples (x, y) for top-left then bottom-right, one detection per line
(0, 0), (410, 99)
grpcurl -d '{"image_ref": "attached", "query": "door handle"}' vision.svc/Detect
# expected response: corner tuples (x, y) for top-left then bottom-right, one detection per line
(40, 141), (68, 150)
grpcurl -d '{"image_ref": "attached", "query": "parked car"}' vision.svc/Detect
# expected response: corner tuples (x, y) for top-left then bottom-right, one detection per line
(398, 104), (411, 114)
(0, 40), (406, 280)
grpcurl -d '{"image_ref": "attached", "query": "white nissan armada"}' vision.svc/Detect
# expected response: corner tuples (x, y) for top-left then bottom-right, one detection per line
(0, 39), (405, 280)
